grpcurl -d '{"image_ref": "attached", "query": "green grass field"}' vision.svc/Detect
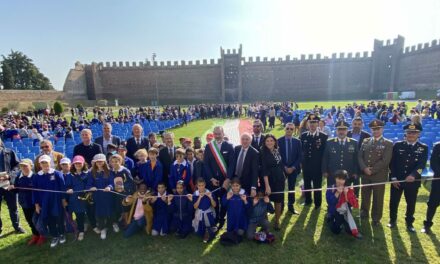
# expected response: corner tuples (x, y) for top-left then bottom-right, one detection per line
(1, 115), (439, 264)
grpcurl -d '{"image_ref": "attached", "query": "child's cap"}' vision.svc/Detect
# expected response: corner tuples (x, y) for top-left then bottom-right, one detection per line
(19, 159), (34, 168)
(92, 154), (107, 163)
(72, 155), (85, 165)
(60, 158), (71, 165)
(39, 154), (51, 163)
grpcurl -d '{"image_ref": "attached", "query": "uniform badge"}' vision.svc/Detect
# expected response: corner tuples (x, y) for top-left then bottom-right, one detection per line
(50, 174), (55, 181)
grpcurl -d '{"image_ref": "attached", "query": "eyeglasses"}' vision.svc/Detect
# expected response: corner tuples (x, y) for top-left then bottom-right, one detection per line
(40, 146), (50, 149)
(285, 127), (294, 131)
(253, 125), (261, 128)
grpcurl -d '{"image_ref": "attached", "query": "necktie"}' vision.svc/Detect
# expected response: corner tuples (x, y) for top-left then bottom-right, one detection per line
(136, 138), (140, 146)
(287, 138), (292, 164)
(235, 149), (245, 177)
(169, 148), (173, 159)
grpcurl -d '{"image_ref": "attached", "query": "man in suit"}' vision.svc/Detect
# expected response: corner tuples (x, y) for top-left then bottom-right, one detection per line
(158, 132), (177, 189)
(73, 129), (103, 167)
(34, 139), (64, 172)
(278, 122), (302, 214)
(203, 126), (235, 228)
(126, 124), (150, 161)
(388, 123), (428, 232)
(300, 114), (328, 209)
(230, 133), (259, 197)
(322, 121), (359, 188)
(251, 119), (264, 150)
(347, 117), (371, 149)
(358, 120), (393, 225)
(94, 123), (121, 154)
(422, 141), (440, 234)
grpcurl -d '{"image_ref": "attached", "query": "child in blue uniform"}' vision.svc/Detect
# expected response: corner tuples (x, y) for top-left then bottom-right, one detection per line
(168, 180), (194, 238)
(150, 182), (169, 236)
(32, 155), (67, 248)
(109, 154), (134, 232)
(134, 149), (148, 184)
(137, 148), (163, 191)
(60, 157), (75, 234)
(86, 154), (114, 240)
(65, 155), (89, 241)
(169, 148), (192, 193)
(10, 159), (41, 245)
(222, 178), (249, 237)
(193, 177), (217, 243)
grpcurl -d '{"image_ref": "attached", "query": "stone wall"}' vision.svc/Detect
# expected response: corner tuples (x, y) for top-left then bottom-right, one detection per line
(0, 90), (63, 102)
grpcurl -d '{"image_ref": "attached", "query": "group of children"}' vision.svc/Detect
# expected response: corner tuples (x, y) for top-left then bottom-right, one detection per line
(9, 148), (275, 248)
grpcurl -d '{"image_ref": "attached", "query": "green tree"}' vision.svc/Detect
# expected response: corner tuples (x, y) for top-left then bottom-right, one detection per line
(1, 63), (15, 89)
(0, 50), (53, 90)
(53, 101), (64, 115)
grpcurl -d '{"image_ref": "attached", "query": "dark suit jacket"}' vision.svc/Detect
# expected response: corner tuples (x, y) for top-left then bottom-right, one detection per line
(158, 146), (177, 185)
(251, 134), (264, 151)
(203, 141), (235, 184)
(229, 145), (259, 194)
(94, 135), (121, 153)
(277, 136), (302, 174)
(126, 136), (150, 160)
(347, 130), (371, 149)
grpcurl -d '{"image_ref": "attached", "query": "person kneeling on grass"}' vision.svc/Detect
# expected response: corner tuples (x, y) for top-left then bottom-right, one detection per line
(122, 183), (154, 238)
(246, 190), (274, 240)
(150, 182), (169, 236)
(168, 180), (194, 238)
(326, 169), (363, 239)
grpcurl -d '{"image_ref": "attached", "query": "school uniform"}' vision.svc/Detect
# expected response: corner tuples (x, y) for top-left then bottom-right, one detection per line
(86, 170), (114, 229)
(169, 160), (192, 193)
(192, 189), (217, 238)
(138, 160), (163, 191)
(65, 171), (89, 232)
(221, 189), (250, 235)
(14, 171), (39, 236)
(32, 169), (66, 238)
(168, 191), (194, 237)
(152, 192), (169, 235)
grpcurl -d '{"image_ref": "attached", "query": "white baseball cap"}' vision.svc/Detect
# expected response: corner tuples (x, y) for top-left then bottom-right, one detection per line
(39, 154), (51, 163)
(60, 158), (71, 165)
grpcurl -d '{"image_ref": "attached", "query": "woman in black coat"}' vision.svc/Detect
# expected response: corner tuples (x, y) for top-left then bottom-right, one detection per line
(261, 134), (285, 230)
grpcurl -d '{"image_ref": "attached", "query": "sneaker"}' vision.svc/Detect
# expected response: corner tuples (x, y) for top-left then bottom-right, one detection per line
(421, 227), (431, 234)
(59, 234), (66, 244)
(50, 237), (60, 248)
(36, 236), (46, 246)
(112, 223), (120, 233)
(78, 232), (84, 241)
(160, 231), (166, 237)
(152, 230), (159, 236)
(93, 227), (101, 234)
(15, 227), (26, 234)
(100, 229), (107, 240)
(27, 235), (39, 245)
(203, 230), (210, 243)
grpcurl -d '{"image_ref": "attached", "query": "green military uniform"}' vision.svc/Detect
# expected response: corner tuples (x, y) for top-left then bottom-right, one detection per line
(358, 120), (393, 223)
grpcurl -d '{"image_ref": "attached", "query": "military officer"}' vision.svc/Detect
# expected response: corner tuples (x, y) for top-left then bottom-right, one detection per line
(388, 123), (428, 232)
(358, 120), (393, 225)
(300, 114), (328, 209)
(322, 121), (359, 188)
(421, 141), (440, 234)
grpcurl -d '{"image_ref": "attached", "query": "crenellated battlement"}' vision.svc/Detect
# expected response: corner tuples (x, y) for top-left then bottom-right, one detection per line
(97, 58), (221, 70)
(402, 38), (440, 55)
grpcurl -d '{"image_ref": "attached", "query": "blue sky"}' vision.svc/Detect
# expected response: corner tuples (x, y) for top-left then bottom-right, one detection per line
(1, 0), (439, 90)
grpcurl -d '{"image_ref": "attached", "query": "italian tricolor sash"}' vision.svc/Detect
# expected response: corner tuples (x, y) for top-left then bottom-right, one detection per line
(208, 141), (228, 178)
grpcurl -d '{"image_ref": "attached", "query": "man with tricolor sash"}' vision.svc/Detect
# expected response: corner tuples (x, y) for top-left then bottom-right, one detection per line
(203, 126), (235, 229)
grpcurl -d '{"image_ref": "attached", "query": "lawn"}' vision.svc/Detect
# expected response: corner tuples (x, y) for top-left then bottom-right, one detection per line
(1, 115), (439, 264)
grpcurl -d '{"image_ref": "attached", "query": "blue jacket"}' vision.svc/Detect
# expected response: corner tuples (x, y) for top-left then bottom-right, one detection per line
(14, 171), (35, 209)
(65, 171), (89, 213)
(277, 136), (302, 174)
(32, 169), (66, 217)
(137, 160), (163, 191)
(169, 160), (191, 190)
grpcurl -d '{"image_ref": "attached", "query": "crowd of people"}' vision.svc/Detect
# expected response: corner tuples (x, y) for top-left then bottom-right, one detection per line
(0, 100), (438, 249)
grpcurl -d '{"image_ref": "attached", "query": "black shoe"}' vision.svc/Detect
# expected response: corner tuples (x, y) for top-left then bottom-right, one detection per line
(372, 220), (380, 226)
(387, 222), (396, 228)
(288, 206), (299, 215)
(407, 225), (416, 233)
(314, 205), (321, 210)
(421, 227), (431, 234)
(15, 227), (26, 234)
